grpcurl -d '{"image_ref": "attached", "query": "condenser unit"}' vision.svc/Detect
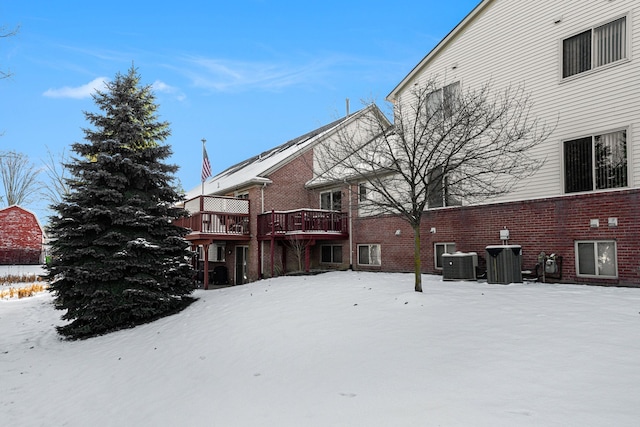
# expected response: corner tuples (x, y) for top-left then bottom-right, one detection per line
(486, 245), (522, 284)
(442, 252), (478, 281)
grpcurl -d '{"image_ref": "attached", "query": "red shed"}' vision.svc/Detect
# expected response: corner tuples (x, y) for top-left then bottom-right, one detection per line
(0, 205), (44, 265)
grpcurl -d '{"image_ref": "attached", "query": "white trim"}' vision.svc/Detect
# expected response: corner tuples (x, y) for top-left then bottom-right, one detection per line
(434, 242), (457, 270)
(357, 243), (381, 266)
(386, 0), (492, 101)
(561, 127), (629, 194)
(559, 13), (630, 82)
(575, 240), (618, 279)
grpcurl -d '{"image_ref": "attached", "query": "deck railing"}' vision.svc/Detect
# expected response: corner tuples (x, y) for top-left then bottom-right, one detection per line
(174, 195), (250, 236)
(257, 209), (348, 238)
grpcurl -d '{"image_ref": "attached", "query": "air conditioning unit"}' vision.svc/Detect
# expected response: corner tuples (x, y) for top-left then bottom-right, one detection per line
(486, 245), (522, 284)
(442, 252), (478, 280)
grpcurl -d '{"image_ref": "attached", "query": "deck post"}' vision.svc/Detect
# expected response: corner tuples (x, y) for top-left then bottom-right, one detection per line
(202, 243), (210, 290)
(305, 240), (310, 272)
(258, 240), (262, 279)
(270, 209), (275, 277)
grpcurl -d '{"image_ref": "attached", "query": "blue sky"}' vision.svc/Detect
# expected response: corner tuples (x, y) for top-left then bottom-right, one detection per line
(1, 0), (480, 220)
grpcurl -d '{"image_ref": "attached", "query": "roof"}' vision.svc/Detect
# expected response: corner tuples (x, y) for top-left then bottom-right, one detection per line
(386, 0), (491, 102)
(0, 205), (46, 236)
(185, 107), (378, 199)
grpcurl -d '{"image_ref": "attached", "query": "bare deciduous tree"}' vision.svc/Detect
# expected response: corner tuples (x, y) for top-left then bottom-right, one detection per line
(316, 78), (553, 292)
(0, 151), (42, 206)
(287, 235), (312, 273)
(41, 146), (72, 207)
(1, 24), (19, 80)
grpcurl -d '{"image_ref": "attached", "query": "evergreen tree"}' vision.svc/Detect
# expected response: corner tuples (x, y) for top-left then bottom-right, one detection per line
(47, 67), (194, 339)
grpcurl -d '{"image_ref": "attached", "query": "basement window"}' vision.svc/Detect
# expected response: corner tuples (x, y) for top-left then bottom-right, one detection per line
(575, 240), (617, 278)
(434, 242), (456, 269)
(358, 244), (381, 266)
(321, 245), (343, 264)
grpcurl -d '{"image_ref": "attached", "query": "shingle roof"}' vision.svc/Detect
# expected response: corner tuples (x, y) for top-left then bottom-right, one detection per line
(184, 113), (356, 199)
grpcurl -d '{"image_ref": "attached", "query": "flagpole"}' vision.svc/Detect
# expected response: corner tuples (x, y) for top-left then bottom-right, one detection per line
(201, 138), (206, 196)
(201, 137), (213, 198)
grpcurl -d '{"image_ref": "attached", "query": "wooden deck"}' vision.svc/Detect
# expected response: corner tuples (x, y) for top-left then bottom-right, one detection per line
(174, 195), (250, 241)
(257, 209), (348, 240)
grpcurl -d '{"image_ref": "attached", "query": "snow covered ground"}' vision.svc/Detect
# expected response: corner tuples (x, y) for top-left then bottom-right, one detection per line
(0, 264), (46, 278)
(1, 269), (639, 426)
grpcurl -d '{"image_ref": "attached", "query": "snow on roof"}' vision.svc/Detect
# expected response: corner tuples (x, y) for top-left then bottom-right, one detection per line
(185, 112), (362, 199)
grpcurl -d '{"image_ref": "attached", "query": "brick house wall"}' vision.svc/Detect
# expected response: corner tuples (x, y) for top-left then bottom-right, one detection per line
(352, 189), (640, 286)
(0, 206), (44, 265)
(258, 151), (353, 277)
(203, 147), (640, 287)
(263, 151), (316, 212)
(221, 151), (321, 282)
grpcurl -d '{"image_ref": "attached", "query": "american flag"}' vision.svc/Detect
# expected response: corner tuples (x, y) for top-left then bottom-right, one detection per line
(201, 144), (212, 182)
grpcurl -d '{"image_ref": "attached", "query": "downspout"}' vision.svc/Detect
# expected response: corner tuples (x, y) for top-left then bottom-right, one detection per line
(345, 180), (353, 270)
(260, 182), (267, 278)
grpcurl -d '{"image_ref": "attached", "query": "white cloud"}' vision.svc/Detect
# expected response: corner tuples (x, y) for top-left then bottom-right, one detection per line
(152, 80), (186, 101)
(181, 56), (337, 92)
(43, 77), (109, 99)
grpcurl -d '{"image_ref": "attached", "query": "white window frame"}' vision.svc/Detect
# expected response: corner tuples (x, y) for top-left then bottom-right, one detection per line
(199, 243), (226, 262)
(357, 244), (381, 266)
(426, 81), (461, 120)
(358, 183), (368, 202)
(561, 15), (628, 80)
(427, 166), (448, 209)
(320, 189), (342, 211)
(320, 245), (343, 264)
(434, 242), (456, 270)
(563, 128), (628, 194)
(575, 240), (618, 279)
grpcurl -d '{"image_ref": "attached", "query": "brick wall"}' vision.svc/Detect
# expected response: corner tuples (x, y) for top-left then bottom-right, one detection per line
(0, 206), (43, 265)
(352, 189), (640, 286)
(263, 151), (316, 212)
(230, 139), (640, 287)
(259, 151), (355, 277)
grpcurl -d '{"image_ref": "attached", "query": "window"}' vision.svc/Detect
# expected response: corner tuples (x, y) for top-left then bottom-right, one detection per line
(426, 82), (460, 119)
(321, 245), (343, 264)
(564, 130), (627, 193)
(575, 241), (617, 278)
(434, 243), (456, 269)
(199, 244), (225, 262)
(358, 184), (367, 202)
(563, 16), (627, 78)
(358, 244), (381, 266)
(442, 82), (460, 116)
(427, 166), (447, 208)
(320, 189), (342, 211)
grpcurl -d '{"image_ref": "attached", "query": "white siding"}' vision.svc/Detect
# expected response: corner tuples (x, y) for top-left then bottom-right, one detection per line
(396, 0), (640, 203)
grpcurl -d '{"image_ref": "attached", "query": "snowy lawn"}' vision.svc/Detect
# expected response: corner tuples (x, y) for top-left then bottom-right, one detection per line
(1, 270), (639, 426)
(0, 265), (48, 300)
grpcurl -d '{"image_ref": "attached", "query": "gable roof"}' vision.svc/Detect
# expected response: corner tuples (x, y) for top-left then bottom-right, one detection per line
(0, 205), (45, 236)
(386, 0), (490, 102)
(185, 107), (380, 199)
